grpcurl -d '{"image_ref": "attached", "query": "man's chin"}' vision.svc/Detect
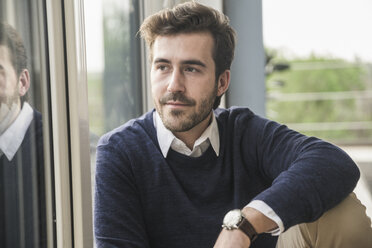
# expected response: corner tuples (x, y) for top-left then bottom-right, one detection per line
(162, 115), (193, 133)
(164, 123), (192, 133)
(168, 108), (185, 117)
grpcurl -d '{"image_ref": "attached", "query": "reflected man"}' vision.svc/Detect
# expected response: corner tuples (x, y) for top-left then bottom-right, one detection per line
(0, 22), (46, 248)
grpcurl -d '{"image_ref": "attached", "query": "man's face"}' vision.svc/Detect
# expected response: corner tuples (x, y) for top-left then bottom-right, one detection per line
(0, 45), (20, 112)
(151, 32), (221, 133)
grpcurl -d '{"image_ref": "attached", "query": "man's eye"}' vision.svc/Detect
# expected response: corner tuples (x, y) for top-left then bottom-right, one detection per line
(185, 67), (197, 73)
(158, 65), (168, 71)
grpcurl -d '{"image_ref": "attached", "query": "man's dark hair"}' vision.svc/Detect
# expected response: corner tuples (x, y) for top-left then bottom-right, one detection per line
(0, 22), (28, 104)
(139, 1), (236, 109)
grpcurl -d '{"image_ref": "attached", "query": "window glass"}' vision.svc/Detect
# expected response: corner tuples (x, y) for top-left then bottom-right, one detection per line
(85, 0), (142, 135)
(84, 0), (142, 166)
(84, 4), (143, 235)
(263, 0), (372, 217)
(0, 0), (53, 247)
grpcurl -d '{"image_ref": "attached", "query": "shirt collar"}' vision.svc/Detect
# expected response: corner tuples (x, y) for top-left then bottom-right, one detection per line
(153, 110), (220, 157)
(0, 102), (34, 161)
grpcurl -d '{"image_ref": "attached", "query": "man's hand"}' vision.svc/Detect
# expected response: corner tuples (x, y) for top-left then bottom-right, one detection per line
(214, 228), (251, 248)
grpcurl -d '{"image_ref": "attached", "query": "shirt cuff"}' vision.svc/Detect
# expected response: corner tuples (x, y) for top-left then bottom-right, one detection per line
(246, 200), (284, 236)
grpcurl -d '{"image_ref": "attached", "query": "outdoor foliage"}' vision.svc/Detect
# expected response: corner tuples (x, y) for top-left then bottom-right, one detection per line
(266, 51), (372, 144)
(102, 0), (142, 132)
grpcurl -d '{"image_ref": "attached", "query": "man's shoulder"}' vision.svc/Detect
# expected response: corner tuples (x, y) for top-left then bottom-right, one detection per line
(214, 107), (275, 139)
(214, 106), (258, 123)
(98, 110), (155, 148)
(32, 108), (43, 131)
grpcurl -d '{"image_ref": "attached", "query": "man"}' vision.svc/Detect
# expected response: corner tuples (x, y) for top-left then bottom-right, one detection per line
(94, 2), (372, 247)
(0, 22), (46, 248)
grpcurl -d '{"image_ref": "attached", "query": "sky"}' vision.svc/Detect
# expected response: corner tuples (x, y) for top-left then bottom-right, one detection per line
(84, 0), (105, 73)
(262, 0), (372, 62)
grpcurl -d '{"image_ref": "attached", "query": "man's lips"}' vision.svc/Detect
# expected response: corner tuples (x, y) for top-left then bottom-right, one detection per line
(165, 101), (191, 107)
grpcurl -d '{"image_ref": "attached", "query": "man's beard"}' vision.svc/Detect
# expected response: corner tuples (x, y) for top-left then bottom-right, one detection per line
(157, 85), (218, 133)
(0, 90), (20, 123)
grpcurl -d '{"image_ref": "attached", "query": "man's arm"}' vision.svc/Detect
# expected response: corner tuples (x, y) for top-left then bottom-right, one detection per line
(215, 112), (360, 247)
(252, 118), (360, 228)
(94, 135), (150, 248)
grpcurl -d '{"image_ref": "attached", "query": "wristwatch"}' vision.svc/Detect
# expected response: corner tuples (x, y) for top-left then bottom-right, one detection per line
(222, 209), (258, 242)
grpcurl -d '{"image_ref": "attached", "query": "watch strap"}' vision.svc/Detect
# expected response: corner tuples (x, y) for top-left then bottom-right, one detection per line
(238, 216), (258, 242)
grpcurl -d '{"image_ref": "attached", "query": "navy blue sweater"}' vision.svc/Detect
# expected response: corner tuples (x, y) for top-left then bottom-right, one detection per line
(0, 110), (46, 248)
(94, 107), (359, 248)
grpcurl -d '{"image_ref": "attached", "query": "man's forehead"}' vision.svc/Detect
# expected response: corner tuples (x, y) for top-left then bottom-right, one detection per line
(151, 32), (214, 62)
(0, 45), (17, 74)
(153, 32), (213, 45)
(0, 45), (12, 61)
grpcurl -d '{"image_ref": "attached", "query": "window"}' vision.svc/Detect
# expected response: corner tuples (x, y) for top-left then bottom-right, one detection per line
(85, 1), (143, 245)
(0, 0), (55, 247)
(85, 0), (143, 142)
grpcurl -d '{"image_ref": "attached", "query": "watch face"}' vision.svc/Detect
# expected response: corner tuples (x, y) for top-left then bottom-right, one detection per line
(223, 209), (242, 229)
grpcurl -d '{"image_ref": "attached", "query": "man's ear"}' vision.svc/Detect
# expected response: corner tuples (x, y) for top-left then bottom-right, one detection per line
(217, 70), (230, 97)
(18, 69), (30, 97)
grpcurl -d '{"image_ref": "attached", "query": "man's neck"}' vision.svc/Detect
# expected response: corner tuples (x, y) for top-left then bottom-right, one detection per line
(0, 102), (21, 135)
(173, 112), (213, 150)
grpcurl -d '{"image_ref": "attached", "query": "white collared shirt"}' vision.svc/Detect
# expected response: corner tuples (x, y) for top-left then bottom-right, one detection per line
(153, 110), (284, 235)
(0, 102), (34, 161)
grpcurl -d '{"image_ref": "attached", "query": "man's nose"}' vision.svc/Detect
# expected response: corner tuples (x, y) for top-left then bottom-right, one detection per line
(167, 69), (185, 93)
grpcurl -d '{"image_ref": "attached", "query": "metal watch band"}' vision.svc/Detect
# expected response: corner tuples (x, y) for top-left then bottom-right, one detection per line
(238, 216), (258, 242)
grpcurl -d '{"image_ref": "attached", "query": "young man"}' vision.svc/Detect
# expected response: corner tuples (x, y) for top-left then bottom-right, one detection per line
(94, 2), (372, 247)
(0, 22), (46, 248)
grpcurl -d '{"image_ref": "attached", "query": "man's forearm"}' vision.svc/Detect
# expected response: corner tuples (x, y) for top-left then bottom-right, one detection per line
(241, 207), (278, 234)
(214, 207), (278, 248)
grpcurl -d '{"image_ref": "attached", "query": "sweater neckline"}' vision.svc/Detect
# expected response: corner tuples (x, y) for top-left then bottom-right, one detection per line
(166, 145), (218, 166)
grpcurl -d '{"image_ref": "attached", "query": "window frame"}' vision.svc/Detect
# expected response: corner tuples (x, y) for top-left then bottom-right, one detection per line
(46, 0), (93, 247)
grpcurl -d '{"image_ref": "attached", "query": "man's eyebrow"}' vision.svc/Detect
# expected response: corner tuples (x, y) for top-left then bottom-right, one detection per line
(153, 58), (170, 64)
(181, 60), (206, 68)
(153, 58), (207, 68)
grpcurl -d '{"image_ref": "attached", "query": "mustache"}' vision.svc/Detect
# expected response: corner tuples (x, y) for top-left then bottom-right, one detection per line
(159, 92), (196, 105)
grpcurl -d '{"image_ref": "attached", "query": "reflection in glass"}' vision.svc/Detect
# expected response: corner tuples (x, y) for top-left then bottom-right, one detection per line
(0, 22), (47, 248)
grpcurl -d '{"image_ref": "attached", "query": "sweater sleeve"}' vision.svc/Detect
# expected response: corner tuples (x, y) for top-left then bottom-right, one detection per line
(246, 116), (360, 230)
(94, 134), (150, 248)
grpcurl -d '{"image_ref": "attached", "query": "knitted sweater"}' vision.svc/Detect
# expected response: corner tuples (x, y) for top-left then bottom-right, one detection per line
(0, 110), (46, 248)
(94, 107), (359, 248)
